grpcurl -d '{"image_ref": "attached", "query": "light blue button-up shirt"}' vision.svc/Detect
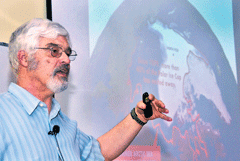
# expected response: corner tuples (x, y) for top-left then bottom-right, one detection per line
(0, 83), (104, 161)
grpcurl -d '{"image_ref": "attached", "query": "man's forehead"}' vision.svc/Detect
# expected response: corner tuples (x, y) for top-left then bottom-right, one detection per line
(39, 36), (70, 48)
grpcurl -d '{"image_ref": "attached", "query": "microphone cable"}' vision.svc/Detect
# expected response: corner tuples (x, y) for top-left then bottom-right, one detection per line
(48, 125), (64, 161)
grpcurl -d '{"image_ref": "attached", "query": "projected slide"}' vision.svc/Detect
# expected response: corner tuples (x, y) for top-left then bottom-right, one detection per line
(88, 0), (240, 160)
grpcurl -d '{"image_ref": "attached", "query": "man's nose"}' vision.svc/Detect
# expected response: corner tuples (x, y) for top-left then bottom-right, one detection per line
(60, 51), (71, 64)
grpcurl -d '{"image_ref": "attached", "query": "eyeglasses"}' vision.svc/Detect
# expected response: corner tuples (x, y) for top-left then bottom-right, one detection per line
(35, 45), (77, 61)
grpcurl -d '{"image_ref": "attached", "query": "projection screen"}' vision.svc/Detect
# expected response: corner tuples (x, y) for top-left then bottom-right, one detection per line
(0, 0), (233, 160)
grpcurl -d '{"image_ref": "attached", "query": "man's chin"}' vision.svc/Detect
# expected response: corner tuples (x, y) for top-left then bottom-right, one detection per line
(54, 83), (68, 93)
(46, 79), (69, 94)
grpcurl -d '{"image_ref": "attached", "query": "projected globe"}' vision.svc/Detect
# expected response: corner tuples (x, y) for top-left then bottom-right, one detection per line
(88, 0), (240, 160)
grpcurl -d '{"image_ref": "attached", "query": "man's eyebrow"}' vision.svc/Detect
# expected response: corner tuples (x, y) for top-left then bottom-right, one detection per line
(45, 43), (59, 47)
(45, 43), (71, 50)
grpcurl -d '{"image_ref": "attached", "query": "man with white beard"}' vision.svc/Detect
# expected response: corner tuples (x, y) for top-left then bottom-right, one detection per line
(0, 18), (172, 161)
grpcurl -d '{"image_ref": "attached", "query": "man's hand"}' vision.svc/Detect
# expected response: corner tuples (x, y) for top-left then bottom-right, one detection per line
(135, 94), (172, 123)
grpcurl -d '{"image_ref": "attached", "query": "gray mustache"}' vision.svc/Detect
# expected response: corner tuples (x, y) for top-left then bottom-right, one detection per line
(53, 64), (70, 76)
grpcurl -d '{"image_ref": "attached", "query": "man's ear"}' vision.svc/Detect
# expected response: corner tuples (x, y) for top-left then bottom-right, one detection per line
(17, 50), (28, 67)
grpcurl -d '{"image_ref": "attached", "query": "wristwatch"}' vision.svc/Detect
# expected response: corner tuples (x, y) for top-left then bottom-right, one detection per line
(130, 108), (147, 126)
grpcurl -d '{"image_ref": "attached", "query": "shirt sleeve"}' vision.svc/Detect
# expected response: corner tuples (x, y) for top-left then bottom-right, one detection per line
(0, 120), (9, 160)
(77, 129), (105, 161)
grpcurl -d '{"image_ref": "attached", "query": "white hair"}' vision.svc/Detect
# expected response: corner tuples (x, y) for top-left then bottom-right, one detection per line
(8, 18), (71, 77)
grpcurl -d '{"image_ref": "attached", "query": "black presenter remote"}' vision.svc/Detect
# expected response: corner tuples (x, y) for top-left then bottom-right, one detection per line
(142, 92), (153, 118)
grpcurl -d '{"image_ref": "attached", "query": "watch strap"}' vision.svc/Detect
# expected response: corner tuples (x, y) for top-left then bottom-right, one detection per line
(130, 108), (147, 126)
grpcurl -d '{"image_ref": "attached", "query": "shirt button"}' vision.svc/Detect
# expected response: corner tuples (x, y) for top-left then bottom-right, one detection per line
(39, 103), (44, 107)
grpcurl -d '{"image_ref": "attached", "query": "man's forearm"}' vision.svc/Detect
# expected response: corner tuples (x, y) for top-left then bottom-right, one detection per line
(97, 113), (144, 161)
(97, 94), (172, 161)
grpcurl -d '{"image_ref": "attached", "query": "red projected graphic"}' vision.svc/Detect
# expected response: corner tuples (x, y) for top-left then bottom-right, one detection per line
(115, 131), (161, 161)
(119, 52), (213, 161)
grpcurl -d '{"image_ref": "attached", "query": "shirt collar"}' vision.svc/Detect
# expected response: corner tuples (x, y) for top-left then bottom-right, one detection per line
(50, 98), (61, 120)
(8, 82), (61, 118)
